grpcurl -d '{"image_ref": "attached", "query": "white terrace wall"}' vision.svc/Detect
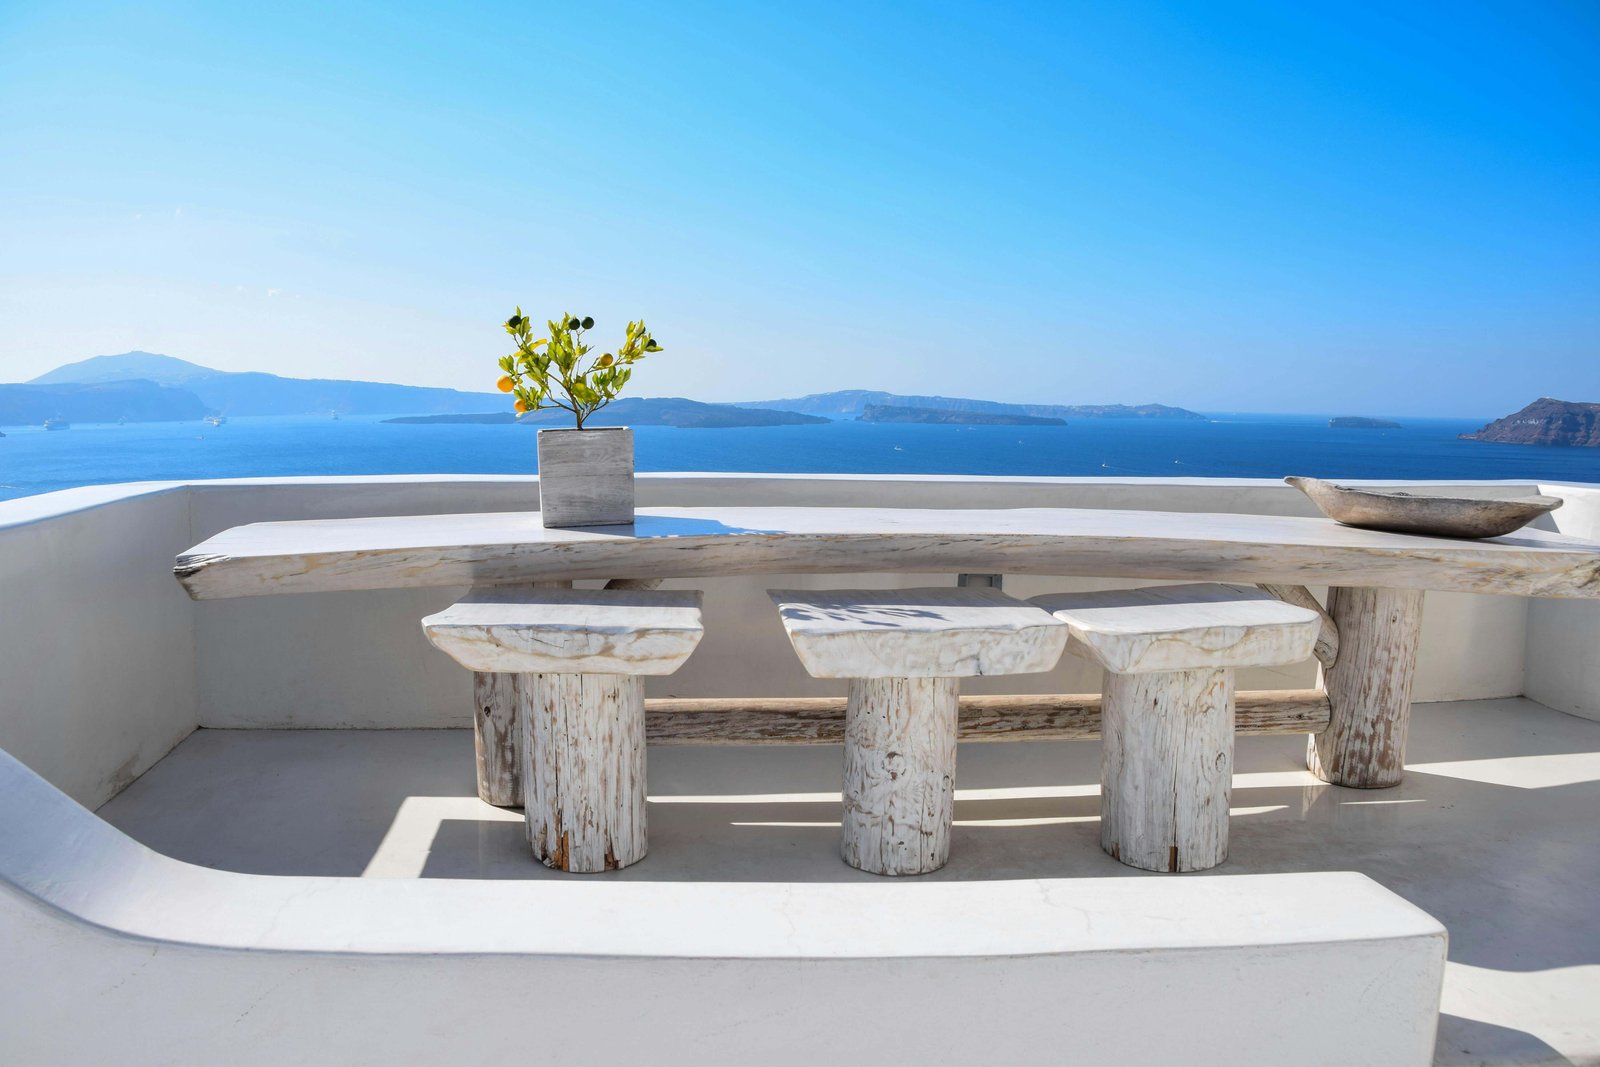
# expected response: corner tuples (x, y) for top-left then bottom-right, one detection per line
(0, 485), (198, 806)
(1527, 482), (1600, 720)
(0, 474), (1590, 807)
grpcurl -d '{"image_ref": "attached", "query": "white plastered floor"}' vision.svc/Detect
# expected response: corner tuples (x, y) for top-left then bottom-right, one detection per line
(100, 697), (1600, 1066)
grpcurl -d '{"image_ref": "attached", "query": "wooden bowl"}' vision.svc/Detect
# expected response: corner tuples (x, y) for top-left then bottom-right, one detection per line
(1285, 476), (1562, 539)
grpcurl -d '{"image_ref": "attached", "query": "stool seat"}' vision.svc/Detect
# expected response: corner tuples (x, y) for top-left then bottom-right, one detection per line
(1030, 583), (1320, 675)
(769, 586), (1067, 679)
(770, 586), (1066, 876)
(423, 586), (704, 675)
(422, 585), (704, 873)
(1033, 583), (1321, 874)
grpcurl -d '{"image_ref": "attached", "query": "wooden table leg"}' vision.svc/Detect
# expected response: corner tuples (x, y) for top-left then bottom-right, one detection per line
(841, 676), (960, 876)
(1308, 587), (1425, 789)
(471, 672), (522, 806)
(522, 672), (649, 872)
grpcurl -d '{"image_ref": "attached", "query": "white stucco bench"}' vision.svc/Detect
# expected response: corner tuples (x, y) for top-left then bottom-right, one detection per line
(768, 587), (1068, 875)
(422, 586), (704, 872)
(0, 745), (1447, 1065)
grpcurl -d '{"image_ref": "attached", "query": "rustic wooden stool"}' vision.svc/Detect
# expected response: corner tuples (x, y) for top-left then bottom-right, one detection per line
(422, 586), (704, 872)
(1032, 584), (1320, 873)
(769, 587), (1068, 876)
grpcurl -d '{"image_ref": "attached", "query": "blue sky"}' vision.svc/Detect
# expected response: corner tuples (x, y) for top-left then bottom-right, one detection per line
(1, 1), (1596, 416)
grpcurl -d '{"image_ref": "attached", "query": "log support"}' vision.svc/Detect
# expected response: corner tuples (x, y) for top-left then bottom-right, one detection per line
(522, 672), (648, 872)
(841, 676), (960, 876)
(1100, 668), (1234, 872)
(1308, 586), (1425, 789)
(643, 689), (1330, 745)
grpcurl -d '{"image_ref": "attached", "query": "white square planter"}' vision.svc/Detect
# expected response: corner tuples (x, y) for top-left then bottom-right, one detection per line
(536, 427), (635, 528)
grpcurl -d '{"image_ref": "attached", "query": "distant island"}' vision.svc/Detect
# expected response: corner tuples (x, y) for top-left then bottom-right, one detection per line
(1459, 398), (1600, 448)
(5, 351), (1201, 428)
(387, 397), (827, 429)
(737, 390), (1205, 421)
(16, 351), (506, 421)
(0, 378), (207, 426)
(859, 404), (1066, 426)
(1330, 416), (1401, 429)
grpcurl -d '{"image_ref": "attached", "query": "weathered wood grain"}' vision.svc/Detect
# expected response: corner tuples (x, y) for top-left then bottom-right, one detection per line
(536, 427), (634, 528)
(841, 676), (960, 876)
(1257, 583), (1340, 668)
(640, 689), (1330, 744)
(423, 587), (704, 676)
(1308, 586), (1425, 789)
(173, 505), (1600, 601)
(464, 580), (570, 808)
(1033, 583), (1320, 675)
(768, 587), (1067, 679)
(522, 672), (648, 872)
(603, 577), (664, 590)
(471, 671), (522, 806)
(1286, 476), (1562, 539)
(1101, 668), (1234, 873)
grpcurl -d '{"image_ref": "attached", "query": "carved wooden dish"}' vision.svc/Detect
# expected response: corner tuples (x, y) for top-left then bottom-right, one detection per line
(1285, 476), (1562, 539)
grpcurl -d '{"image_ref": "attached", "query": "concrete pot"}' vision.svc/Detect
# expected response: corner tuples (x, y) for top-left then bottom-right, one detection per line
(536, 427), (635, 528)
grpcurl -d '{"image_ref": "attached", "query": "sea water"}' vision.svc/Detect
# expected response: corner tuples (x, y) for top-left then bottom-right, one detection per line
(2, 413), (1597, 503)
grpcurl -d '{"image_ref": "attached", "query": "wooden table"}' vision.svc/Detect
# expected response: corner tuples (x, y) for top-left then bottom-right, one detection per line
(175, 506), (1600, 788)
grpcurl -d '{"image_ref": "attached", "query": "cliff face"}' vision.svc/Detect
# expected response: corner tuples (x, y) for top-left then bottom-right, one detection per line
(1460, 398), (1600, 447)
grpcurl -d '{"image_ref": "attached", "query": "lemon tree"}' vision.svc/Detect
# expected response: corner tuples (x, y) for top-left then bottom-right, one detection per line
(496, 309), (663, 429)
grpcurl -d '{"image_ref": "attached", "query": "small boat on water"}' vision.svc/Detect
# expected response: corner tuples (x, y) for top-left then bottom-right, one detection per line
(204, 415), (228, 426)
(43, 416), (70, 431)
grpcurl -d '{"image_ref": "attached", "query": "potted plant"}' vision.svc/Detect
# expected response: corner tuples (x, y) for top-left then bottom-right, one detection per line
(496, 308), (663, 528)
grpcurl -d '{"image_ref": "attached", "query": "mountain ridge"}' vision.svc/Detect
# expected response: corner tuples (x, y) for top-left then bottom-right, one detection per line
(11, 352), (1207, 426)
(737, 389), (1205, 421)
(27, 351), (506, 416)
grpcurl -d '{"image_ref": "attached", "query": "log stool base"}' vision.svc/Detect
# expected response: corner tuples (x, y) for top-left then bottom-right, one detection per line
(522, 672), (647, 872)
(1034, 584), (1321, 874)
(1101, 668), (1234, 872)
(422, 585), (704, 873)
(842, 676), (960, 876)
(769, 587), (1069, 877)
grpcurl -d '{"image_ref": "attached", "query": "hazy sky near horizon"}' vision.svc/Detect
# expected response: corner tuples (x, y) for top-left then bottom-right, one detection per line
(2, 1), (1596, 416)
